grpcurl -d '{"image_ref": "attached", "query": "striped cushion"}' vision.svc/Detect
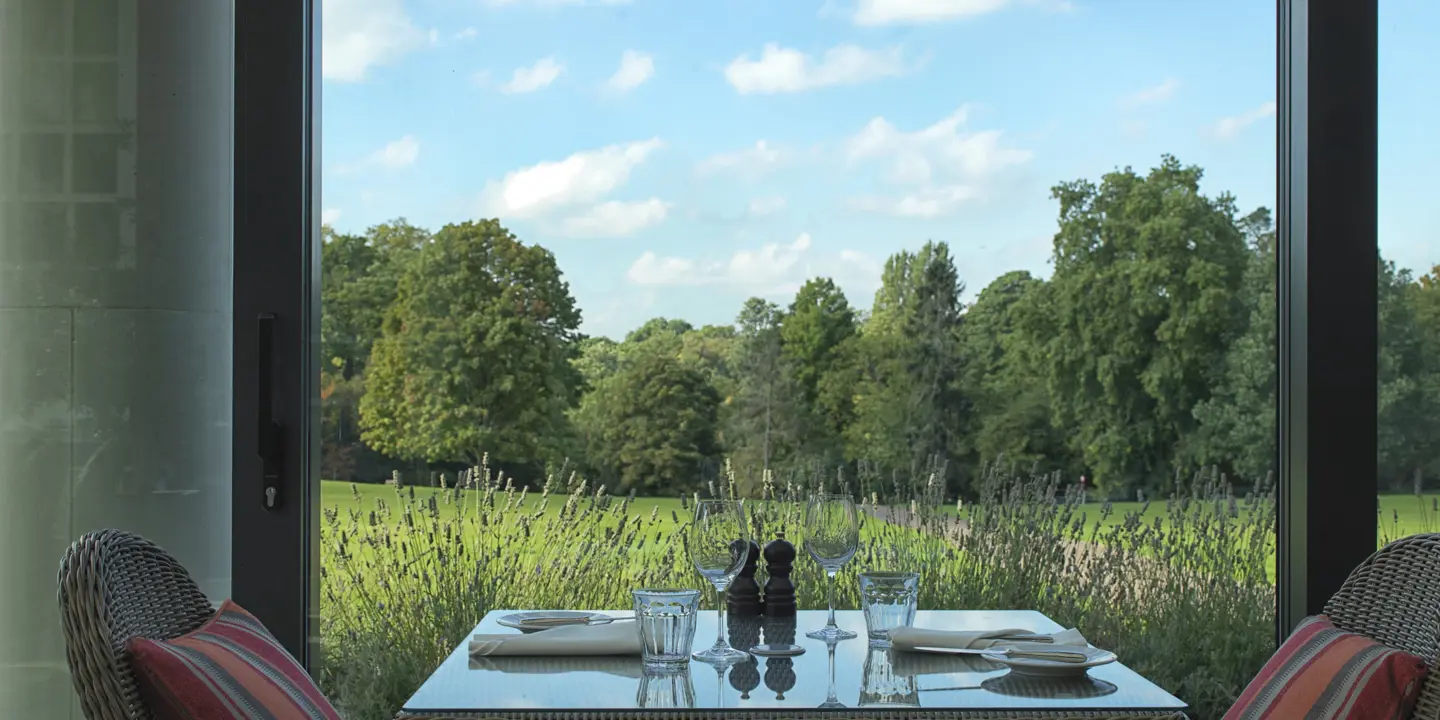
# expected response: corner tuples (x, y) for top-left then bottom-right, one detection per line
(1224, 615), (1429, 720)
(127, 599), (341, 720)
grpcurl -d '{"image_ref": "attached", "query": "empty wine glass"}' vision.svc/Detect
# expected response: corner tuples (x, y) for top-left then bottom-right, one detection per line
(690, 499), (751, 663)
(803, 493), (859, 641)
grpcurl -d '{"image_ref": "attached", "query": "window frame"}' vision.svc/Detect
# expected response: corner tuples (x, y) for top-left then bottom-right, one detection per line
(229, 0), (1383, 667)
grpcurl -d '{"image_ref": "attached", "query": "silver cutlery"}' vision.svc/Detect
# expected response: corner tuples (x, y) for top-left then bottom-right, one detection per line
(912, 646), (1091, 663)
(522, 616), (634, 627)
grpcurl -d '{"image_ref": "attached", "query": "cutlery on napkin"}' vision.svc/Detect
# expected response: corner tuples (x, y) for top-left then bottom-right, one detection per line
(470, 619), (641, 657)
(911, 646), (1092, 663)
(888, 626), (1090, 654)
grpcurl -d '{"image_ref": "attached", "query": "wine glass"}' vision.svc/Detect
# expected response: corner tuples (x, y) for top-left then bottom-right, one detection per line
(803, 493), (859, 641)
(690, 499), (751, 663)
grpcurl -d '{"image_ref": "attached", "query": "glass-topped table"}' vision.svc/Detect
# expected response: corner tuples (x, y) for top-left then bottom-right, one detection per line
(400, 610), (1189, 719)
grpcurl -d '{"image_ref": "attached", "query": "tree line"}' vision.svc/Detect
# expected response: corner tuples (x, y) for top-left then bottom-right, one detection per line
(320, 156), (1440, 499)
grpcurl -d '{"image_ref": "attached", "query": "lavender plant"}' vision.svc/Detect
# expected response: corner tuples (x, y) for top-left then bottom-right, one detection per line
(318, 460), (1275, 720)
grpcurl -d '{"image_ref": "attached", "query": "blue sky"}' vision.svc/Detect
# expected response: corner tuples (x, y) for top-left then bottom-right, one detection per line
(322, 0), (1439, 341)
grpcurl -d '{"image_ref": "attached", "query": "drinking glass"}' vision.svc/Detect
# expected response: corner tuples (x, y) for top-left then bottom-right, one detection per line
(690, 499), (751, 663)
(859, 571), (920, 646)
(803, 493), (859, 641)
(632, 588), (702, 669)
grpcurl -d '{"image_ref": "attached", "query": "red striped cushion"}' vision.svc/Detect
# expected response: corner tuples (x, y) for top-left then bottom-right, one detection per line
(1224, 615), (1429, 720)
(127, 599), (341, 720)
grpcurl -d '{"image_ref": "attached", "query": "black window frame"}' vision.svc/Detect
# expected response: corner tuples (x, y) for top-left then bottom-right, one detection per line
(229, 0), (1382, 666)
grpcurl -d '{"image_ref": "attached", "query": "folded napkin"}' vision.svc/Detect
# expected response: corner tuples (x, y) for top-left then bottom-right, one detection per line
(888, 626), (1089, 654)
(469, 620), (640, 657)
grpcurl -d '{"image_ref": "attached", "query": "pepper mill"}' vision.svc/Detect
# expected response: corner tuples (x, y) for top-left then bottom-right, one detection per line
(727, 540), (762, 616)
(762, 531), (797, 617)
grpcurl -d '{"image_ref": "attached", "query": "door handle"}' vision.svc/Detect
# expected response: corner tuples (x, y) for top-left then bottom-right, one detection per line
(257, 313), (283, 510)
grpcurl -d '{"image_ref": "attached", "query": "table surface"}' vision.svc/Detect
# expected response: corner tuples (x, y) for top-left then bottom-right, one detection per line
(402, 609), (1187, 714)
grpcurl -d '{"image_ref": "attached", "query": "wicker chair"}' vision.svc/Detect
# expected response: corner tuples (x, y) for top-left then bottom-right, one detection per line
(1323, 533), (1440, 720)
(57, 529), (217, 720)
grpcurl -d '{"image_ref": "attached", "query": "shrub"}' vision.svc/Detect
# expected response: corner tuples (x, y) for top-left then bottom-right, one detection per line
(318, 461), (1274, 720)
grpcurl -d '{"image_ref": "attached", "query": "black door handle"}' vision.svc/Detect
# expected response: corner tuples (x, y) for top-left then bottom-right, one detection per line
(257, 313), (283, 510)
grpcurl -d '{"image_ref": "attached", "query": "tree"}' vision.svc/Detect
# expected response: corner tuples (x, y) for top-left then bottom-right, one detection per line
(1025, 156), (1250, 494)
(958, 271), (1071, 474)
(360, 219), (583, 470)
(588, 349), (721, 495)
(320, 219), (429, 378)
(780, 278), (857, 461)
(727, 298), (806, 483)
(1377, 257), (1431, 489)
(845, 242), (969, 495)
(1187, 208), (1277, 483)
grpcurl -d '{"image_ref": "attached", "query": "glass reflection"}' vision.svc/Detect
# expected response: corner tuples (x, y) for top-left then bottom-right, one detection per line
(637, 665), (695, 709)
(859, 646), (920, 707)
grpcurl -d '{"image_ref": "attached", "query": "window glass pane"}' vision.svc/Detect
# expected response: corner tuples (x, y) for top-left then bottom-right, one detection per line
(1378, 1), (1440, 541)
(318, 3), (1275, 718)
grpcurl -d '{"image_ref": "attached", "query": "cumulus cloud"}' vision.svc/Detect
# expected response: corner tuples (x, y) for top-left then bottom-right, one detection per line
(627, 233), (884, 301)
(851, 0), (1073, 25)
(336, 135), (420, 174)
(321, 208), (343, 225)
(495, 57), (566, 93)
(559, 199), (670, 237)
(696, 141), (786, 177)
(604, 50), (655, 93)
(849, 185), (978, 218)
(724, 43), (919, 95)
(1209, 101), (1277, 140)
(627, 233), (814, 288)
(322, 0), (428, 81)
(455, 27), (478, 41)
(845, 107), (1031, 182)
(480, 138), (664, 219)
(843, 106), (1030, 216)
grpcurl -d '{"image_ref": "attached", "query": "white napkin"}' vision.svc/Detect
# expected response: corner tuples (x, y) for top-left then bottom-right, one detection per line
(469, 621), (641, 657)
(889, 626), (1089, 653)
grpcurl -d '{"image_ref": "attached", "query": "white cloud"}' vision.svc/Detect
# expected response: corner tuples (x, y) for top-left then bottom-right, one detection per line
(321, 208), (343, 225)
(844, 106), (1032, 184)
(850, 185), (978, 218)
(322, 0), (428, 82)
(696, 141), (786, 177)
(604, 50), (654, 93)
(455, 27), (478, 41)
(484, 0), (632, 6)
(428, 28), (440, 46)
(626, 233), (883, 301)
(499, 57), (565, 94)
(1124, 77), (1179, 105)
(851, 0), (1071, 25)
(336, 135), (420, 174)
(748, 196), (788, 217)
(480, 138), (664, 219)
(560, 199), (670, 237)
(628, 233), (814, 289)
(724, 43), (919, 95)
(1209, 101), (1277, 140)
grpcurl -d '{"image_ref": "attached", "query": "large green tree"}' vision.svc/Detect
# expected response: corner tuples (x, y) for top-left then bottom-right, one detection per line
(588, 348), (722, 495)
(727, 298), (806, 482)
(1025, 156), (1250, 495)
(360, 219), (582, 469)
(1186, 209), (1276, 483)
(958, 270), (1070, 474)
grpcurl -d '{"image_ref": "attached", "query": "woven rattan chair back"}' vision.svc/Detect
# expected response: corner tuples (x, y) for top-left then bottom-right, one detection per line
(1323, 533), (1440, 720)
(57, 529), (216, 720)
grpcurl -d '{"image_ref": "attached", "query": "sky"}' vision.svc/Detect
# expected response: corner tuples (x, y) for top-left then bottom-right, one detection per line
(321, 0), (1440, 341)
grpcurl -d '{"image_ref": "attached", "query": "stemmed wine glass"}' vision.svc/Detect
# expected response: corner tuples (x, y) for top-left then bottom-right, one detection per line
(803, 493), (859, 641)
(690, 499), (751, 663)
